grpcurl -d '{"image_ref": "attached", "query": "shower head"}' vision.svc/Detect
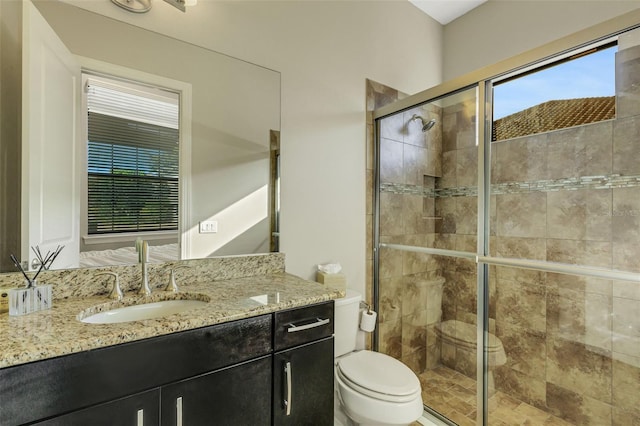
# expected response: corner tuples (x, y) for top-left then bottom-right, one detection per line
(410, 114), (437, 132)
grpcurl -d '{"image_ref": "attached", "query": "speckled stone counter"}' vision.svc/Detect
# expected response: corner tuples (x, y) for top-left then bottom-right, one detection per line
(0, 254), (345, 369)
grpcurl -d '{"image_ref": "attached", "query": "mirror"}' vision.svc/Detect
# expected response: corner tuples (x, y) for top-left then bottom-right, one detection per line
(0, 0), (280, 272)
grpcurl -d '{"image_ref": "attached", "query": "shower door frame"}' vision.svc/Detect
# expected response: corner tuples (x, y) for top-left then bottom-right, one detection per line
(372, 10), (640, 426)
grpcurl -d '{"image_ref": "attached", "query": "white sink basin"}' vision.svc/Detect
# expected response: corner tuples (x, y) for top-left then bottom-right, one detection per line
(80, 299), (208, 324)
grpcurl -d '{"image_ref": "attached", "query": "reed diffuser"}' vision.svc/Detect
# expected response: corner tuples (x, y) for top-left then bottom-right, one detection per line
(7, 246), (63, 316)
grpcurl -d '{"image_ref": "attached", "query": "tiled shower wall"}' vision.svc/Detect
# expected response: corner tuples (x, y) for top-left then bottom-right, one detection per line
(375, 99), (446, 373)
(370, 33), (640, 425)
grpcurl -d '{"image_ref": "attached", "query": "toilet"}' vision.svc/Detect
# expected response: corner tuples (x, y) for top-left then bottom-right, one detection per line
(334, 290), (424, 426)
(425, 277), (507, 391)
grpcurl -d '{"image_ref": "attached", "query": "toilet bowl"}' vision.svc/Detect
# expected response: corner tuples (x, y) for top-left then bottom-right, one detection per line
(334, 290), (423, 426)
(435, 319), (507, 391)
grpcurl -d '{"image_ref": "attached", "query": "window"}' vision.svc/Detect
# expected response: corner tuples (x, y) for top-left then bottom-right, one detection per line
(84, 75), (180, 235)
(492, 43), (616, 141)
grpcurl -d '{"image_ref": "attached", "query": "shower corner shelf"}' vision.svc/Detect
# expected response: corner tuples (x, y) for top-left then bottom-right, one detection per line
(422, 216), (443, 220)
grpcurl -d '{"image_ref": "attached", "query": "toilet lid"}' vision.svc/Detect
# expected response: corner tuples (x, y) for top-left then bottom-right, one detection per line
(337, 351), (421, 399)
(436, 320), (504, 352)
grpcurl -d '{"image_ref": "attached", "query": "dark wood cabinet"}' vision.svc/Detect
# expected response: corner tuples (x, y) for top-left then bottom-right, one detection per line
(35, 389), (160, 426)
(0, 315), (272, 425)
(0, 315), (271, 426)
(273, 301), (335, 426)
(273, 337), (334, 426)
(0, 302), (334, 426)
(161, 356), (271, 426)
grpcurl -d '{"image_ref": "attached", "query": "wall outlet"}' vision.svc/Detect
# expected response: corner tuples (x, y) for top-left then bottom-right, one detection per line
(199, 220), (218, 233)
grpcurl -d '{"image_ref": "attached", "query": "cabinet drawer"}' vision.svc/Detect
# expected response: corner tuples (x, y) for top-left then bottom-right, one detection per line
(274, 301), (334, 351)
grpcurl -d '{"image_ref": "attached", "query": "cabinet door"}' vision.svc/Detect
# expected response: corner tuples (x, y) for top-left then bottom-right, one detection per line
(161, 355), (271, 426)
(35, 389), (159, 426)
(273, 337), (334, 426)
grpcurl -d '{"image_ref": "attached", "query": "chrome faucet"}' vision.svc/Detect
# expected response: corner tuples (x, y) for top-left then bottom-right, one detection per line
(139, 241), (152, 296)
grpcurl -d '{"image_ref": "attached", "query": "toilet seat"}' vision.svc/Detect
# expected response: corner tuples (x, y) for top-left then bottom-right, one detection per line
(435, 320), (507, 366)
(336, 350), (421, 403)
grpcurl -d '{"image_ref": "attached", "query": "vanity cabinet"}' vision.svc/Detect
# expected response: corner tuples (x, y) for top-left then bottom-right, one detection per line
(0, 301), (334, 426)
(273, 301), (335, 426)
(0, 315), (272, 425)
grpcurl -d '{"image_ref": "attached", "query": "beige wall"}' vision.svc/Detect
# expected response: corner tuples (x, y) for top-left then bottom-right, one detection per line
(443, 0), (640, 80)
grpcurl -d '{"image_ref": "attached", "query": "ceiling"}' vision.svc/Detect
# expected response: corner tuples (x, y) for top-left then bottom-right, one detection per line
(409, 0), (487, 25)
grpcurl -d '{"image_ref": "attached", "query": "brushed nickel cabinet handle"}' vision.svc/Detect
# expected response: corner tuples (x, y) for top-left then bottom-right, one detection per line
(287, 317), (330, 333)
(284, 361), (292, 416)
(137, 409), (144, 426)
(177, 396), (183, 426)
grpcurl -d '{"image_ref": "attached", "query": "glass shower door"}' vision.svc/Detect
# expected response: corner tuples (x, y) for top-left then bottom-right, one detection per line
(374, 21), (640, 426)
(484, 36), (640, 425)
(376, 86), (482, 426)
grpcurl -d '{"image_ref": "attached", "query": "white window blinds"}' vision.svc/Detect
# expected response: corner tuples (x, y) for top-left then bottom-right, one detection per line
(85, 76), (180, 235)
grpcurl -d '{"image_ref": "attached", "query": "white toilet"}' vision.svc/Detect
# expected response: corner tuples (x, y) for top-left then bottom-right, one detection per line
(334, 290), (424, 426)
(425, 277), (507, 391)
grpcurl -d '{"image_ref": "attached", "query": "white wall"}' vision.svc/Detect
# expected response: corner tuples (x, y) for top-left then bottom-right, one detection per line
(443, 0), (640, 80)
(59, 0), (443, 293)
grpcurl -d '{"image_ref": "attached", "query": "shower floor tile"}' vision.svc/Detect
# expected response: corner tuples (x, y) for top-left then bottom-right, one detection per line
(419, 366), (575, 426)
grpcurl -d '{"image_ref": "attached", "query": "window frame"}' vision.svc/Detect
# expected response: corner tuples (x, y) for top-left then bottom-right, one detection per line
(85, 78), (180, 236)
(78, 57), (192, 257)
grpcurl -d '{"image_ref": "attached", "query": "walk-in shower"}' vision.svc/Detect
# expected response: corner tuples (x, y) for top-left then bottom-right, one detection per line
(370, 18), (640, 426)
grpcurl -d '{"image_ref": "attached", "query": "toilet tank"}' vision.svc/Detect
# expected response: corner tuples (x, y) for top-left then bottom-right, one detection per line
(425, 277), (445, 325)
(334, 289), (362, 357)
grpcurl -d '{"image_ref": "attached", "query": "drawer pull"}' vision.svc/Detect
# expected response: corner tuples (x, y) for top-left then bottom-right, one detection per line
(137, 409), (144, 426)
(287, 317), (330, 333)
(284, 361), (292, 416)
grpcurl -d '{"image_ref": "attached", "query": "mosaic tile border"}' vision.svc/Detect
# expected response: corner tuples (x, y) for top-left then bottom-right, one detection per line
(381, 174), (640, 198)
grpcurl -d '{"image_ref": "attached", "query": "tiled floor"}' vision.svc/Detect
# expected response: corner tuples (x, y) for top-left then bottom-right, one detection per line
(419, 366), (574, 426)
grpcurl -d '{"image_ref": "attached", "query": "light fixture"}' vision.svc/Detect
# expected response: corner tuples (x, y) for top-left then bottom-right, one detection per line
(111, 0), (152, 13)
(112, 0), (197, 13)
(163, 0), (197, 12)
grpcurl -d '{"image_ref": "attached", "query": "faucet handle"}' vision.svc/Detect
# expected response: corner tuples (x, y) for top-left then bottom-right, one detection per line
(165, 265), (191, 293)
(96, 272), (123, 300)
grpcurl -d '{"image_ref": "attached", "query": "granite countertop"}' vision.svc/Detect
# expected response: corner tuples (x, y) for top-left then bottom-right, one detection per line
(0, 272), (344, 369)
